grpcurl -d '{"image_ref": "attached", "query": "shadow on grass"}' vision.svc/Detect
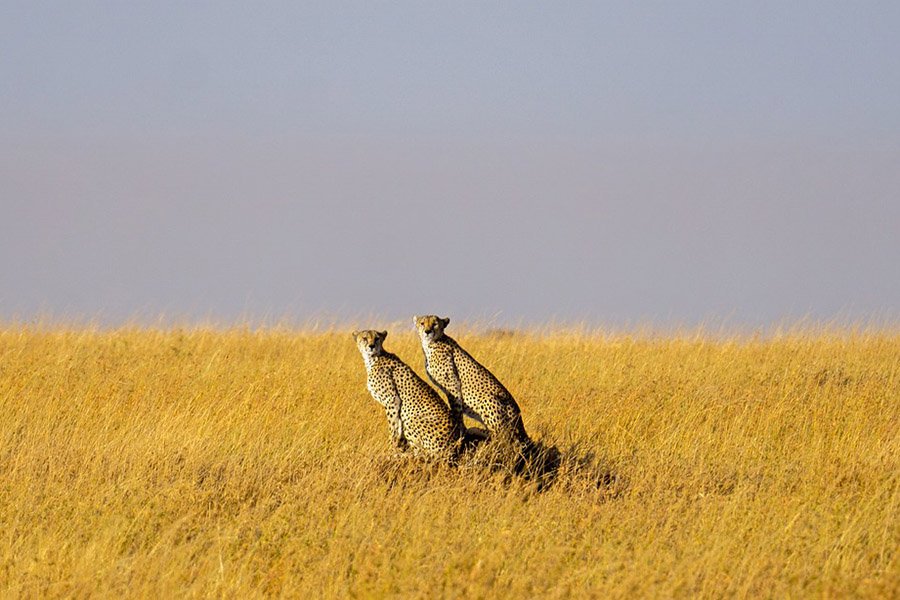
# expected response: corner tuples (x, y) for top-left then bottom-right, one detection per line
(370, 427), (624, 497)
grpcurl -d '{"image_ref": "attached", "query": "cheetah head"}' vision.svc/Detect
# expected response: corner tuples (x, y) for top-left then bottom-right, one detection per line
(352, 329), (388, 358)
(413, 315), (450, 344)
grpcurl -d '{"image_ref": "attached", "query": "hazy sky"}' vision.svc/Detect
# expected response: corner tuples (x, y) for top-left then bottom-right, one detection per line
(2, 2), (898, 327)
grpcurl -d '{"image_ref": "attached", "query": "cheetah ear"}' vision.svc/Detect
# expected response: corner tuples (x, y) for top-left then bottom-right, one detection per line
(378, 330), (388, 340)
(440, 317), (450, 328)
(412, 315), (419, 324)
(351, 330), (360, 339)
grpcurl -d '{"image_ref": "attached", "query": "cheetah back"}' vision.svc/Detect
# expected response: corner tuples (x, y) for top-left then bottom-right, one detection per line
(426, 337), (526, 440)
(367, 353), (460, 457)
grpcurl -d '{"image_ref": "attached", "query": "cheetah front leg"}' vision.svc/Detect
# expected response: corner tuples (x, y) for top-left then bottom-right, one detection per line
(444, 357), (469, 436)
(447, 397), (465, 431)
(384, 377), (408, 451)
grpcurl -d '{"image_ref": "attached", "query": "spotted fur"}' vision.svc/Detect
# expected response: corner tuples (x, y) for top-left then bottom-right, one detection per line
(352, 329), (462, 459)
(413, 316), (531, 448)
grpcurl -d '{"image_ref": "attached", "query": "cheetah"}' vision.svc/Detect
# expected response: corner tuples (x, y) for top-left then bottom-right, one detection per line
(413, 315), (532, 449)
(352, 329), (463, 459)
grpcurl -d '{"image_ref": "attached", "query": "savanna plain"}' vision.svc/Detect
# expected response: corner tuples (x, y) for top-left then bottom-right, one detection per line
(1, 324), (898, 598)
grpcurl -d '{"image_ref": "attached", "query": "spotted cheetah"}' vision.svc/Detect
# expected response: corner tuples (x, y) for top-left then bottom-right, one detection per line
(413, 316), (532, 448)
(352, 329), (463, 459)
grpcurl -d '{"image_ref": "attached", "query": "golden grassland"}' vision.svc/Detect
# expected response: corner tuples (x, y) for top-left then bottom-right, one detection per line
(0, 324), (898, 598)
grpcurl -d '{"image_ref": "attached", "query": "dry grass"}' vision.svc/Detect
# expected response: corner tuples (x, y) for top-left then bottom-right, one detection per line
(0, 324), (898, 598)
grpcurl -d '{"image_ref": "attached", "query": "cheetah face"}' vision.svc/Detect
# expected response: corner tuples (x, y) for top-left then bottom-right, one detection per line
(413, 315), (450, 344)
(352, 329), (388, 358)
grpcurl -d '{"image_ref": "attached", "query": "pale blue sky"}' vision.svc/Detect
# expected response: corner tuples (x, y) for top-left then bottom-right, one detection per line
(2, 2), (898, 326)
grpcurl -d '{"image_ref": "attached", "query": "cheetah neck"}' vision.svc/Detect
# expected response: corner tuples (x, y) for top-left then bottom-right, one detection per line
(423, 336), (454, 357)
(364, 351), (397, 371)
